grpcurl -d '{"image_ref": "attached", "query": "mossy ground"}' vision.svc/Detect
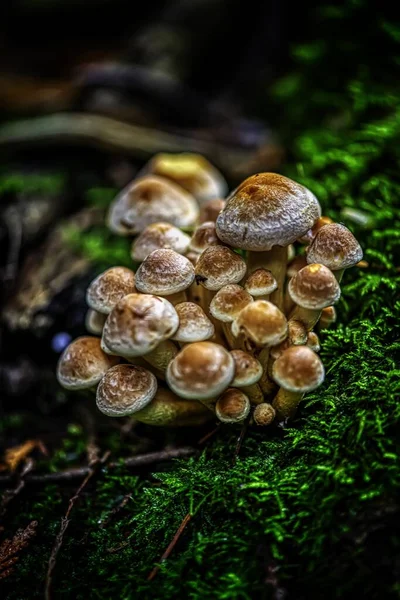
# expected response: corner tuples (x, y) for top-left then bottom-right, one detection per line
(2, 2), (400, 599)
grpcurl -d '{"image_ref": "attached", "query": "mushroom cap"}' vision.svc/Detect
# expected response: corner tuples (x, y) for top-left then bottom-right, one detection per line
(57, 336), (119, 390)
(209, 284), (253, 322)
(107, 175), (199, 235)
(232, 300), (288, 347)
(96, 364), (158, 417)
(199, 198), (225, 223)
(102, 293), (179, 357)
(131, 222), (191, 262)
(230, 349), (263, 386)
(189, 222), (219, 254)
(286, 255), (308, 279)
(195, 246), (247, 291)
(166, 341), (235, 400)
(288, 319), (307, 345)
(245, 269), (277, 296)
(86, 267), (136, 314)
(272, 345), (325, 392)
(215, 388), (250, 423)
(298, 215), (334, 244)
(216, 173), (321, 251)
(306, 331), (321, 353)
(306, 223), (363, 270)
(172, 302), (214, 342)
(320, 305), (337, 325)
(253, 403), (276, 426)
(85, 309), (107, 335)
(143, 152), (228, 203)
(288, 263), (341, 310)
(135, 249), (195, 296)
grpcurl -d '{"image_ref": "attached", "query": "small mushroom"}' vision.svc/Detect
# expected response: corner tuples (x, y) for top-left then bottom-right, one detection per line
(195, 245), (247, 292)
(318, 306), (337, 330)
(231, 349), (264, 405)
(209, 284), (253, 348)
(231, 300), (288, 349)
(57, 336), (119, 390)
(244, 268), (277, 300)
(189, 221), (220, 256)
(271, 346), (325, 420)
(199, 198), (225, 223)
(286, 255), (308, 279)
(172, 302), (215, 343)
(215, 388), (251, 424)
(131, 222), (191, 262)
(85, 309), (107, 335)
(306, 331), (321, 353)
(253, 403), (276, 426)
(96, 364), (157, 417)
(298, 215), (334, 245)
(86, 267), (136, 315)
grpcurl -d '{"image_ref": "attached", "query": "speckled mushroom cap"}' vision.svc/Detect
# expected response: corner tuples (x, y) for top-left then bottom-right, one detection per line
(209, 285), (253, 322)
(244, 269), (277, 296)
(96, 364), (157, 417)
(215, 388), (250, 423)
(57, 336), (119, 390)
(135, 249), (195, 296)
(199, 198), (225, 223)
(298, 215), (334, 244)
(102, 293), (179, 357)
(231, 300), (288, 347)
(230, 350), (263, 386)
(253, 403), (276, 426)
(142, 152), (228, 203)
(306, 223), (363, 270)
(195, 246), (247, 291)
(189, 222), (220, 254)
(216, 173), (321, 251)
(131, 223), (191, 262)
(86, 267), (136, 314)
(166, 341), (235, 400)
(288, 264), (341, 310)
(172, 302), (214, 342)
(272, 345), (325, 392)
(107, 175), (199, 235)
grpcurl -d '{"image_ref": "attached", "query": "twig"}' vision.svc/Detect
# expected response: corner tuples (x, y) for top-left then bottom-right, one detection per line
(232, 417), (250, 465)
(147, 513), (192, 581)
(0, 459), (34, 520)
(197, 423), (221, 446)
(100, 493), (132, 529)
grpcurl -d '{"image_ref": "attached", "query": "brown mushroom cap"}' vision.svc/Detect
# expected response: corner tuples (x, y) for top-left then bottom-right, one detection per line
(57, 336), (119, 390)
(253, 403), (276, 426)
(306, 331), (321, 353)
(195, 246), (247, 291)
(231, 349), (263, 386)
(135, 249), (195, 296)
(245, 268), (277, 296)
(142, 152), (227, 203)
(102, 293), (179, 357)
(298, 215), (334, 244)
(107, 175), (199, 235)
(172, 302), (214, 342)
(199, 198), (225, 223)
(209, 285), (253, 322)
(131, 223), (191, 262)
(231, 300), (288, 347)
(272, 345), (324, 392)
(306, 223), (363, 270)
(216, 173), (321, 251)
(189, 222), (219, 254)
(288, 264), (341, 310)
(96, 364), (157, 417)
(215, 388), (250, 423)
(320, 305), (337, 326)
(166, 341), (235, 400)
(86, 267), (136, 314)
(85, 309), (107, 335)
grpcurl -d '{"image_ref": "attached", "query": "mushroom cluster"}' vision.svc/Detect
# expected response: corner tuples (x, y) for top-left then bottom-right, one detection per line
(57, 153), (363, 427)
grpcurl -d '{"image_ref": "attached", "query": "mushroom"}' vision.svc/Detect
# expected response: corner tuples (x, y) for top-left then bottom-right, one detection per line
(318, 306), (337, 330)
(57, 336), (119, 391)
(271, 346), (325, 420)
(107, 175), (199, 236)
(141, 152), (228, 204)
(253, 403), (276, 426)
(189, 222), (220, 255)
(131, 222), (191, 262)
(215, 388), (251, 424)
(135, 248), (195, 305)
(306, 331), (321, 353)
(306, 223), (363, 282)
(286, 255), (308, 279)
(166, 341), (235, 408)
(86, 266), (136, 315)
(172, 302), (215, 343)
(216, 173), (321, 309)
(209, 284), (253, 348)
(230, 349), (264, 404)
(244, 268), (277, 300)
(102, 293), (179, 358)
(298, 215), (334, 245)
(288, 264), (341, 330)
(85, 309), (107, 335)
(199, 198), (225, 224)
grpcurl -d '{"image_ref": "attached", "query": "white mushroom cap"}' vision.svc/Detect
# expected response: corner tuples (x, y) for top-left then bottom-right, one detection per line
(86, 267), (136, 314)
(195, 246), (247, 291)
(172, 302), (214, 343)
(102, 293), (179, 357)
(57, 336), (119, 390)
(166, 341), (235, 400)
(288, 264), (341, 310)
(189, 222), (219, 254)
(306, 223), (363, 270)
(131, 222), (191, 262)
(272, 346), (325, 392)
(85, 309), (107, 335)
(232, 300), (288, 347)
(107, 175), (199, 235)
(96, 364), (157, 417)
(199, 198), (226, 224)
(209, 285), (253, 322)
(215, 388), (250, 423)
(230, 350), (263, 386)
(135, 249), (195, 296)
(244, 269), (277, 296)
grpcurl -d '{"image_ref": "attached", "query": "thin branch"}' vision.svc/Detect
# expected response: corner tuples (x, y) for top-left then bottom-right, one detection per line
(147, 513), (192, 581)
(232, 417), (250, 465)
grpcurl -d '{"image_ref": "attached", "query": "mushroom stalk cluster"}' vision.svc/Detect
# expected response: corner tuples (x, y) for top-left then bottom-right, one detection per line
(57, 153), (363, 427)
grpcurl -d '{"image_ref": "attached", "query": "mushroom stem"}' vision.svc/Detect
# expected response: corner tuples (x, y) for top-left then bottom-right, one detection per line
(288, 306), (321, 331)
(257, 347), (276, 396)
(134, 389), (212, 426)
(240, 383), (264, 405)
(248, 246), (287, 310)
(272, 388), (304, 421)
(334, 269), (344, 283)
(222, 322), (237, 349)
(166, 291), (188, 306)
(143, 340), (179, 374)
